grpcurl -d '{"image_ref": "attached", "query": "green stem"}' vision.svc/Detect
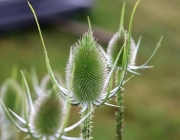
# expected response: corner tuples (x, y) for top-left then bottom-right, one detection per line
(119, 1), (126, 30)
(115, 1), (140, 139)
(81, 104), (93, 140)
(115, 69), (125, 140)
(115, 88), (124, 140)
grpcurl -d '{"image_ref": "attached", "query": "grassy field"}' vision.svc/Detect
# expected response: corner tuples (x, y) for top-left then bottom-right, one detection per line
(0, 0), (180, 140)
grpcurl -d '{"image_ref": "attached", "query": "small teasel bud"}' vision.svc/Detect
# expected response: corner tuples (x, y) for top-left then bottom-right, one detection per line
(30, 90), (64, 136)
(66, 31), (109, 104)
(0, 79), (22, 116)
(107, 29), (126, 67)
(107, 28), (136, 68)
(0, 79), (22, 140)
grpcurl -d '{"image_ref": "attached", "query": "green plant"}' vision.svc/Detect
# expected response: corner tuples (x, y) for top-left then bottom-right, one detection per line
(0, 1), (163, 140)
(105, 1), (162, 140)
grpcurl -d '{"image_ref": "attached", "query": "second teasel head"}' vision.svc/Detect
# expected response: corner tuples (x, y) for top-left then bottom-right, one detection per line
(29, 91), (64, 138)
(107, 28), (136, 68)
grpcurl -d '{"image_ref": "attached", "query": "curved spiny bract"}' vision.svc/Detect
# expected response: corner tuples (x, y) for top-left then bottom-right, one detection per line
(66, 31), (109, 104)
(30, 92), (64, 137)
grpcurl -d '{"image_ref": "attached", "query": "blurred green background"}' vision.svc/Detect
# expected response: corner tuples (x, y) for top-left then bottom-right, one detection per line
(0, 0), (180, 140)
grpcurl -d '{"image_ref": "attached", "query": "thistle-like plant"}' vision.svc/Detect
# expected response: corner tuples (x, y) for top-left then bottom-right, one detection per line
(107, 1), (162, 75)
(65, 30), (120, 108)
(27, 2), (131, 139)
(0, 70), (93, 140)
(106, 2), (140, 139)
(106, 1), (162, 140)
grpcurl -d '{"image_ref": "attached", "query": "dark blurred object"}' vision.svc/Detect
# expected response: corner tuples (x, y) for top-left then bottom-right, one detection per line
(54, 19), (114, 44)
(0, 0), (93, 32)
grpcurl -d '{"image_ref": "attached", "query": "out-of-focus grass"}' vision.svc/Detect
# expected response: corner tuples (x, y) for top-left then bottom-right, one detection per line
(1, 0), (180, 140)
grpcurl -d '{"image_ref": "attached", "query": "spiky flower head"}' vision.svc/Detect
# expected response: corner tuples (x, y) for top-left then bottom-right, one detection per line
(30, 91), (64, 137)
(107, 28), (136, 68)
(66, 31), (109, 104)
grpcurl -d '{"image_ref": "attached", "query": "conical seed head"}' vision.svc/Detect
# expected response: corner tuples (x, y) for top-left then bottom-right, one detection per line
(107, 30), (126, 67)
(66, 31), (108, 103)
(107, 29), (136, 67)
(0, 79), (22, 116)
(30, 93), (63, 136)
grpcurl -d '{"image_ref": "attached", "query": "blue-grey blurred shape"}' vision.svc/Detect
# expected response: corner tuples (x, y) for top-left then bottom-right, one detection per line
(0, 0), (93, 32)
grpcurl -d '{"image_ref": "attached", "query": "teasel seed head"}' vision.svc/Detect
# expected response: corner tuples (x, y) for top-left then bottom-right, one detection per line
(66, 31), (109, 104)
(107, 28), (136, 68)
(30, 91), (64, 136)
